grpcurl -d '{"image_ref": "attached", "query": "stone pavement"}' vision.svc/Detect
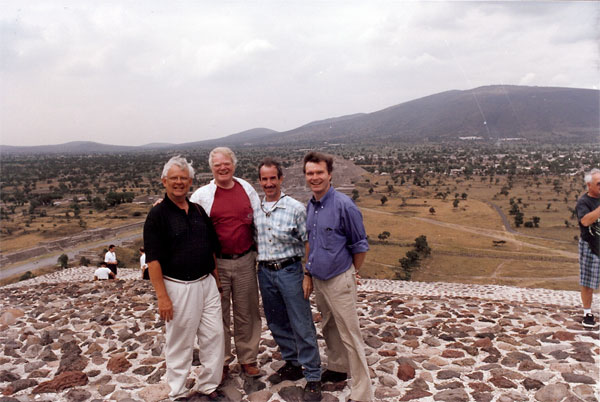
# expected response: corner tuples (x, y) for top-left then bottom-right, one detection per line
(0, 267), (598, 402)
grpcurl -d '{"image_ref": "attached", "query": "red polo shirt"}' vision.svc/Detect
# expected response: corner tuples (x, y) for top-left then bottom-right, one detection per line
(210, 182), (254, 255)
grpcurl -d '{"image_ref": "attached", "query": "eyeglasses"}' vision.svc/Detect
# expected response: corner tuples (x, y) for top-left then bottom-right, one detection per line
(167, 176), (190, 183)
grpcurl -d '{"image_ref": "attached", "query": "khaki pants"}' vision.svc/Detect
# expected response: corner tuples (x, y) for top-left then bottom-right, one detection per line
(313, 266), (373, 402)
(164, 275), (224, 399)
(217, 251), (261, 365)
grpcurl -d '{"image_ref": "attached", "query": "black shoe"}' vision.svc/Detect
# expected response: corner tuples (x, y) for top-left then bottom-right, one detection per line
(321, 369), (347, 383)
(582, 313), (596, 328)
(270, 361), (304, 383)
(303, 381), (322, 401)
(281, 361), (304, 381)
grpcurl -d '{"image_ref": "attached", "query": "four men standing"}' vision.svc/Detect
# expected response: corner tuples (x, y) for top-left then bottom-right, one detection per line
(144, 149), (373, 401)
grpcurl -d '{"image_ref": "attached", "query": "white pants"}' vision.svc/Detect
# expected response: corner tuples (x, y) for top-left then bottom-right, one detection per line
(164, 275), (224, 398)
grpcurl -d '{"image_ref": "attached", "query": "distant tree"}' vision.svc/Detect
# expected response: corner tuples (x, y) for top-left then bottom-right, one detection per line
(79, 256), (91, 266)
(368, 187), (374, 195)
(380, 195), (388, 205)
(57, 254), (69, 269)
(429, 207), (436, 215)
(387, 184), (394, 193)
(546, 203), (551, 210)
(352, 189), (359, 201)
(414, 235), (431, 257)
(532, 216), (540, 227)
(453, 199), (459, 208)
(378, 231), (391, 242)
(19, 271), (35, 281)
(514, 211), (524, 228)
(461, 193), (468, 200)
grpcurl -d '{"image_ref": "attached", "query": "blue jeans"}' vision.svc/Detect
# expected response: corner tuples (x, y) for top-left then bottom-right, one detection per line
(258, 260), (321, 381)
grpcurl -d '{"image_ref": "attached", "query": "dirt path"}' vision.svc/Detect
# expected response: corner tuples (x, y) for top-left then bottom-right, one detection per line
(361, 207), (577, 260)
(412, 216), (578, 259)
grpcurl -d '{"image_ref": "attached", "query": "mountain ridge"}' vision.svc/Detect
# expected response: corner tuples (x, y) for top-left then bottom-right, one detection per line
(2, 85), (597, 154)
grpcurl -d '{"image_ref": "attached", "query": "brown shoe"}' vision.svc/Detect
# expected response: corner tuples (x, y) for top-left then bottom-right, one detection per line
(241, 363), (261, 377)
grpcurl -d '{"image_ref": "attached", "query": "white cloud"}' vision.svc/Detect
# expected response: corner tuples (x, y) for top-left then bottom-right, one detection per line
(0, 0), (598, 146)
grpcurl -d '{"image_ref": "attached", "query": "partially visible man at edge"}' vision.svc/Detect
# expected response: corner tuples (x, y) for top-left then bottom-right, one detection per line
(190, 147), (262, 379)
(576, 168), (600, 328)
(255, 158), (322, 401)
(144, 156), (224, 400)
(303, 151), (373, 402)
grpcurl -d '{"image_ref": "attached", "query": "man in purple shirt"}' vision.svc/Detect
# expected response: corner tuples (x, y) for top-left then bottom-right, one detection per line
(303, 151), (373, 402)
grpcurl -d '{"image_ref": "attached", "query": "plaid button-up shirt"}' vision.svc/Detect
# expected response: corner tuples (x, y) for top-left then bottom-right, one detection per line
(255, 192), (307, 262)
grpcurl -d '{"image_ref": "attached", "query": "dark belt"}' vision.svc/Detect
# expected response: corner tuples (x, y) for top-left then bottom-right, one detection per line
(259, 256), (301, 271)
(163, 273), (209, 284)
(217, 247), (253, 260)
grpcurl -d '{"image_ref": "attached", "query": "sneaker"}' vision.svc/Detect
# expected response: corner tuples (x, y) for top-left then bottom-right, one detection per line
(320, 369), (347, 383)
(582, 313), (596, 328)
(303, 381), (322, 402)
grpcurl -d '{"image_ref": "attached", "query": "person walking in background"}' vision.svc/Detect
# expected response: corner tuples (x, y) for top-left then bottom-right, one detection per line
(104, 245), (118, 276)
(576, 168), (600, 328)
(303, 151), (373, 402)
(190, 147), (262, 380)
(255, 158), (322, 401)
(139, 247), (149, 280)
(144, 156), (224, 400)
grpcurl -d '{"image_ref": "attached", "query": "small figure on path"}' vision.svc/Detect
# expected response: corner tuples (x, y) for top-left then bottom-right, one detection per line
(104, 245), (118, 276)
(94, 263), (115, 281)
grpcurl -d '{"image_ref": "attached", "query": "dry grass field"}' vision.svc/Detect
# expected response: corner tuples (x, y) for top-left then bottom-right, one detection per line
(356, 172), (582, 291)
(0, 202), (150, 254)
(0, 164), (588, 293)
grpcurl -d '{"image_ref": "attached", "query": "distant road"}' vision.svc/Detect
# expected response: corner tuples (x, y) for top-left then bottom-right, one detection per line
(0, 230), (142, 280)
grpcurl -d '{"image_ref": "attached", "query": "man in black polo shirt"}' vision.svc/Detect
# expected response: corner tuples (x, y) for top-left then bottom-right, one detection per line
(144, 156), (224, 401)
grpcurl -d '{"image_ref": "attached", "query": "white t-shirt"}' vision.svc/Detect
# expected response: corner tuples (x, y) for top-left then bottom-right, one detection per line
(104, 251), (117, 264)
(94, 267), (113, 280)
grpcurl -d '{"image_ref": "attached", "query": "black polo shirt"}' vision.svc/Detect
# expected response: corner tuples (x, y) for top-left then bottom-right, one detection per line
(143, 194), (220, 281)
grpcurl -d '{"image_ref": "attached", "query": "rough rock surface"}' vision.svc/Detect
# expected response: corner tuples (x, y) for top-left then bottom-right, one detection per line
(1, 267), (599, 401)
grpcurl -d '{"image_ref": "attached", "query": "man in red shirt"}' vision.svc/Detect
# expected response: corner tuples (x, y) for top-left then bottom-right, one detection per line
(190, 147), (262, 379)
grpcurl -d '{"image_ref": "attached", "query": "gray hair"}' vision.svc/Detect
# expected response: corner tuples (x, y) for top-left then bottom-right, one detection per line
(209, 147), (237, 168)
(161, 155), (195, 179)
(584, 168), (600, 184)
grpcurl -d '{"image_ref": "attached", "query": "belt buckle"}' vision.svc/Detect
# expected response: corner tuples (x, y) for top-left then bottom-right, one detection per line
(274, 261), (282, 270)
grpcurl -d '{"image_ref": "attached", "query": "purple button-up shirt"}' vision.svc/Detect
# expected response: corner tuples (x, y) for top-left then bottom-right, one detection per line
(306, 186), (369, 281)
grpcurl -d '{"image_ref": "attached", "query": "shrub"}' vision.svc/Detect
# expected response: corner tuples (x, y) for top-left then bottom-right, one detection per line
(57, 254), (69, 269)
(19, 271), (35, 281)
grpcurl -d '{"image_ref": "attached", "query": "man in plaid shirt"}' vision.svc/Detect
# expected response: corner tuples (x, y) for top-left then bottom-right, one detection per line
(255, 157), (322, 402)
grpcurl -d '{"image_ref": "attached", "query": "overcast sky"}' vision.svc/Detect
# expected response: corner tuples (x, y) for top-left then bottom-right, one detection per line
(1, 1), (598, 146)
